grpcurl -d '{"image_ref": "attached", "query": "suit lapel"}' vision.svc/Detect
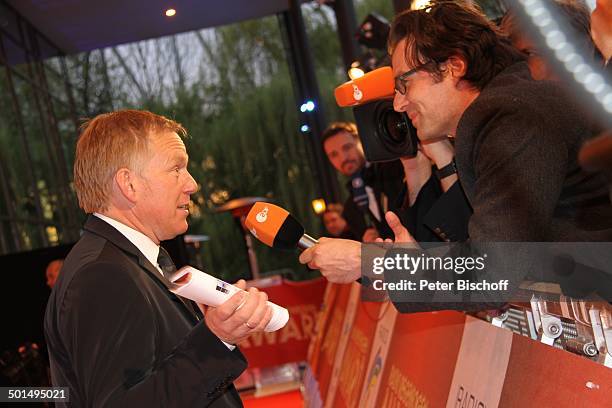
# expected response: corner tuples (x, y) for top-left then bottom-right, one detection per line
(83, 215), (202, 323)
(136, 254), (203, 323)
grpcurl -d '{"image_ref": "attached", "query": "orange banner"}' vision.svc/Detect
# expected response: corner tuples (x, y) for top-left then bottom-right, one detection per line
(325, 283), (362, 406)
(330, 301), (385, 408)
(359, 303), (398, 408)
(314, 283), (356, 402)
(375, 311), (466, 408)
(308, 282), (340, 372)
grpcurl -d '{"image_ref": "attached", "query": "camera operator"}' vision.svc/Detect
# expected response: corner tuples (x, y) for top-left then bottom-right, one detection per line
(322, 121), (404, 242)
(300, 1), (612, 292)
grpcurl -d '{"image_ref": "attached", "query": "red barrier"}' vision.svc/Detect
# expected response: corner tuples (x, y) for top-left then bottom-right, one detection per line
(306, 292), (612, 408)
(239, 277), (327, 369)
(313, 283), (357, 402)
(330, 301), (383, 408)
(243, 390), (303, 408)
(374, 311), (466, 407)
(499, 333), (612, 406)
(240, 292), (612, 406)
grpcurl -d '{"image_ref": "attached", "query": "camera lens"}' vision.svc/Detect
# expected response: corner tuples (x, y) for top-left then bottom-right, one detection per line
(353, 99), (419, 162)
(380, 108), (407, 143)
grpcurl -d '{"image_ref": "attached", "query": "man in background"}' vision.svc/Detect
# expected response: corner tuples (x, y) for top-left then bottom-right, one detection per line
(322, 121), (404, 241)
(322, 203), (357, 240)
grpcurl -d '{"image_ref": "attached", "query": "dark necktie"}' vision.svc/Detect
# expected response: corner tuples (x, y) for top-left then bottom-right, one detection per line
(157, 246), (179, 281)
(157, 246), (202, 320)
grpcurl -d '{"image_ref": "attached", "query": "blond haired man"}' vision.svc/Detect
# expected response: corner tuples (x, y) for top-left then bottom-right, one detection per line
(45, 110), (271, 407)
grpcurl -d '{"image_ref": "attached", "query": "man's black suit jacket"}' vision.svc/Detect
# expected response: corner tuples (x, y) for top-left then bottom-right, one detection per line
(44, 216), (247, 407)
(396, 174), (472, 243)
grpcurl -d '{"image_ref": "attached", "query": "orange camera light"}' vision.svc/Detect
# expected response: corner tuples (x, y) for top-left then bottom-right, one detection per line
(334, 66), (395, 107)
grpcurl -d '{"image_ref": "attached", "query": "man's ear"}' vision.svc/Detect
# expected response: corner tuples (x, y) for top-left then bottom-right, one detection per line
(114, 168), (138, 204)
(446, 55), (468, 78)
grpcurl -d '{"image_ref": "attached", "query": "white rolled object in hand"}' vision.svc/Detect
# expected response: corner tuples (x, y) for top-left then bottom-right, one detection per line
(168, 266), (289, 332)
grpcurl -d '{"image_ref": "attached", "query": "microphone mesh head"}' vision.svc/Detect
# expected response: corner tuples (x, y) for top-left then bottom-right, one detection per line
(273, 213), (304, 250)
(245, 202), (304, 250)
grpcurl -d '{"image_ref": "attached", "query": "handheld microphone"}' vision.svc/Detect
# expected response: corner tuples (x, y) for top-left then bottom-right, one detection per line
(334, 66), (395, 107)
(167, 266), (289, 332)
(244, 202), (318, 250)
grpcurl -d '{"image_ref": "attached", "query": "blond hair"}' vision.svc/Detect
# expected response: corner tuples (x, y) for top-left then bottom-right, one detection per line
(74, 110), (186, 213)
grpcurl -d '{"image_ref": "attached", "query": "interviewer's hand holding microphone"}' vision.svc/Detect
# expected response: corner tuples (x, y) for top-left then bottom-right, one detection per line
(300, 212), (416, 282)
(243, 202), (415, 284)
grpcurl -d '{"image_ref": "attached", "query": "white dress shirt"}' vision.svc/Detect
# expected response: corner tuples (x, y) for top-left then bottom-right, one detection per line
(94, 213), (163, 277)
(92, 213), (235, 350)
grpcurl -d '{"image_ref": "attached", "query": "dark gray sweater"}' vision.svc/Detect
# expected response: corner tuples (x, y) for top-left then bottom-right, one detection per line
(455, 62), (612, 242)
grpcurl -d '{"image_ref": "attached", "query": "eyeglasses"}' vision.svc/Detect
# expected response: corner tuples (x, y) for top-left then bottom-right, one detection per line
(394, 61), (434, 95)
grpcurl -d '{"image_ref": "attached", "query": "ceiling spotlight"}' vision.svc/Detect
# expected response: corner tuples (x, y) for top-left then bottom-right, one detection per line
(165, 8), (177, 17)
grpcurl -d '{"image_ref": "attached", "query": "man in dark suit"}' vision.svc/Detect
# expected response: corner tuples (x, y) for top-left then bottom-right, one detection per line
(45, 110), (272, 407)
(321, 121), (404, 241)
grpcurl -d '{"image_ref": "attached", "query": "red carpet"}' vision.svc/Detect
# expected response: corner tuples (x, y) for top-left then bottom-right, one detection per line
(243, 390), (303, 408)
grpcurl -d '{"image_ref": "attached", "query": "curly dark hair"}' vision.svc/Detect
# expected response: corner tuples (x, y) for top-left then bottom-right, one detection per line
(388, 1), (525, 90)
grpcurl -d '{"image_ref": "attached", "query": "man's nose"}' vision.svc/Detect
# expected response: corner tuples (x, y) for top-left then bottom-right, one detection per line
(185, 171), (198, 194)
(393, 92), (409, 113)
